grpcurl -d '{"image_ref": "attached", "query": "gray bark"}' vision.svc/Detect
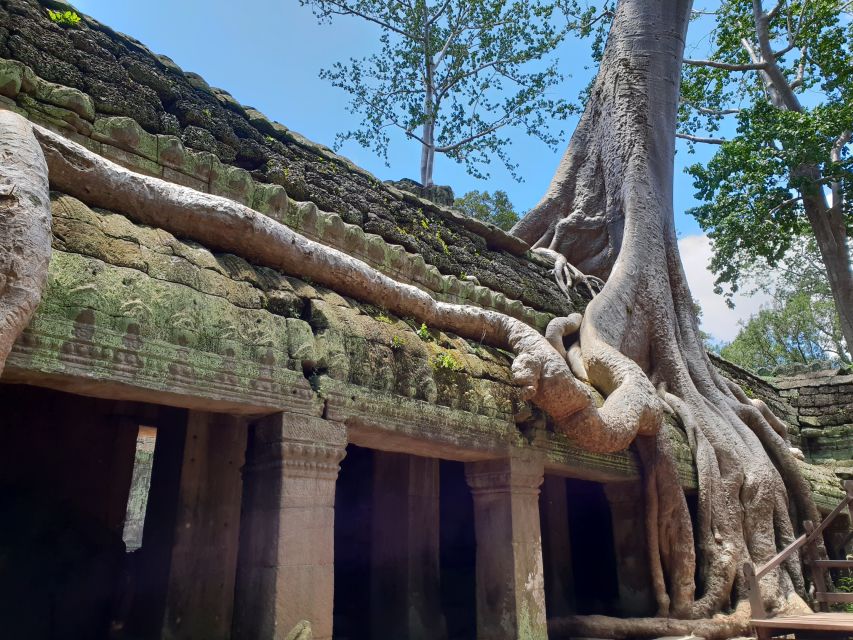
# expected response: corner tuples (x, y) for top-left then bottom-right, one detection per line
(0, 110), (52, 376)
(514, 0), (818, 627)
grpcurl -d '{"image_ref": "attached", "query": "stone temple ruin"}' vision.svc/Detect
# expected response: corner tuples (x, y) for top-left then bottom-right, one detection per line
(1, 1), (852, 638)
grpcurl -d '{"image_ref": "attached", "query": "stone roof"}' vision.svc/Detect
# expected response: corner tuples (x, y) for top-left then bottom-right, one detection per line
(0, 0), (580, 318)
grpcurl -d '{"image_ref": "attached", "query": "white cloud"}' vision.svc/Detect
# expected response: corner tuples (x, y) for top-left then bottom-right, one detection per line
(677, 234), (772, 343)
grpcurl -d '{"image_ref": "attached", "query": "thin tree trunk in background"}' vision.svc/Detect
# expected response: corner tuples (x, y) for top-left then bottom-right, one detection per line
(801, 182), (853, 352)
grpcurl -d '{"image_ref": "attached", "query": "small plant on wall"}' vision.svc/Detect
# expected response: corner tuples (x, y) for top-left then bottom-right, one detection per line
(47, 9), (81, 27)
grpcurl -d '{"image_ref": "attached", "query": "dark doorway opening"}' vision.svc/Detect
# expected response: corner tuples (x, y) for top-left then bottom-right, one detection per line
(566, 478), (619, 615)
(333, 444), (374, 640)
(0, 384), (186, 640)
(539, 475), (575, 619)
(439, 459), (476, 640)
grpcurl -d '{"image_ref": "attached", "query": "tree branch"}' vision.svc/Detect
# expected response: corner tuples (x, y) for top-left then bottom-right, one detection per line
(681, 100), (741, 116)
(683, 58), (767, 71)
(433, 5), (469, 68)
(320, 1), (420, 40)
(766, 1), (785, 20)
(676, 132), (726, 145)
(435, 116), (510, 153)
(830, 130), (852, 211)
(425, 0), (453, 28)
(768, 195), (802, 216)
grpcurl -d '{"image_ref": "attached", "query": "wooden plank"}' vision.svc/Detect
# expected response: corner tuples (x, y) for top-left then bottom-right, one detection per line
(807, 492), (853, 544)
(805, 520), (829, 612)
(815, 559), (853, 569)
(756, 534), (808, 578)
(816, 592), (853, 604)
(752, 612), (853, 631)
(744, 562), (767, 619)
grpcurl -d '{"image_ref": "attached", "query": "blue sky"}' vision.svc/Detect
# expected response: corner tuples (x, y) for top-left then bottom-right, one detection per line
(71, 0), (721, 235)
(71, 0), (762, 340)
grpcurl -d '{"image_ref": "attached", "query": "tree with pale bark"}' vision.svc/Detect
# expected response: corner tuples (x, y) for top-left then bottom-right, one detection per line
(0, 0), (836, 638)
(680, 0), (853, 357)
(515, 0), (825, 635)
(299, 0), (576, 185)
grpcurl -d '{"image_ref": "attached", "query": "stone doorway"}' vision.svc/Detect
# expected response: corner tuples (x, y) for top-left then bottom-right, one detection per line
(565, 478), (620, 615)
(332, 447), (476, 640)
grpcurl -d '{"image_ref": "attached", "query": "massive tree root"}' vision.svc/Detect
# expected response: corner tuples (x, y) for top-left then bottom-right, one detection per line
(0, 110), (51, 378)
(0, 110), (658, 457)
(513, 0), (820, 633)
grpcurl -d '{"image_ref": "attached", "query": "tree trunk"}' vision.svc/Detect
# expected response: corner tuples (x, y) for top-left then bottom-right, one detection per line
(0, 110), (52, 377)
(513, 0), (819, 630)
(746, 1), (853, 353)
(799, 168), (853, 353)
(420, 118), (435, 187)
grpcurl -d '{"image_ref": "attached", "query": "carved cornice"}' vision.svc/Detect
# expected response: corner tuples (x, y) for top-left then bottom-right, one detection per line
(465, 457), (545, 497)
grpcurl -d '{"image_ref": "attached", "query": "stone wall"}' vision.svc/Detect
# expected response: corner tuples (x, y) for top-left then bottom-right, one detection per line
(777, 370), (853, 472)
(713, 354), (850, 510)
(0, 0), (579, 317)
(2, 192), (663, 484)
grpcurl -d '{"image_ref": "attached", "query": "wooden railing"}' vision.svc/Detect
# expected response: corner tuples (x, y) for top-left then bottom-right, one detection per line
(745, 480), (853, 619)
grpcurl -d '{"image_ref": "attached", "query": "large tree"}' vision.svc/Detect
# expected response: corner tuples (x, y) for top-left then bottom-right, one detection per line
(300, 0), (574, 185)
(679, 0), (853, 355)
(514, 0), (820, 634)
(0, 0), (828, 637)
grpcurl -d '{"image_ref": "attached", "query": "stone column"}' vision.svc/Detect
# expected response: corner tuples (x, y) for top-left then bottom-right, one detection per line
(162, 411), (247, 640)
(233, 412), (347, 640)
(465, 456), (548, 640)
(370, 451), (447, 640)
(604, 481), (655, 617)
(539, 475), (575, 617)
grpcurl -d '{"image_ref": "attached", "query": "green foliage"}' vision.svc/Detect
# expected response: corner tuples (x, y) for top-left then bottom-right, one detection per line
(454, 190), (521, 231)
(376, 312), (393, 324)
(416, 322), (433, 341)
(435, 230), (449, 254)
(299, 0), (578, 182)
(680, 0), (853, 301)
(719, 242), (850, 371)
(390, 335), (405, 350)
(832, 570), (853, 613)
(433, 351), (463, 371)
(47, 9), (81, 27)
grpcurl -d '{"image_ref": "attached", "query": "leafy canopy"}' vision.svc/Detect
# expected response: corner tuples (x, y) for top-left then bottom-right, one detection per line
(454, 189), (520, 230)
(680, 1), (853, 300)
(720, 241), (850, 370)
(300, 0), (578, 181)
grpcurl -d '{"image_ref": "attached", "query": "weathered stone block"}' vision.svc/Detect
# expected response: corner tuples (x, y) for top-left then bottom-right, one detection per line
(94, 116), (158, 162)
(0, 58), (23, 97)
(34, 78), (95, 121)
(100, 143), (162, 178)
(210, 160), (254, 205)
(251, 182), (289, 220)
(162, 166), (208, 192)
